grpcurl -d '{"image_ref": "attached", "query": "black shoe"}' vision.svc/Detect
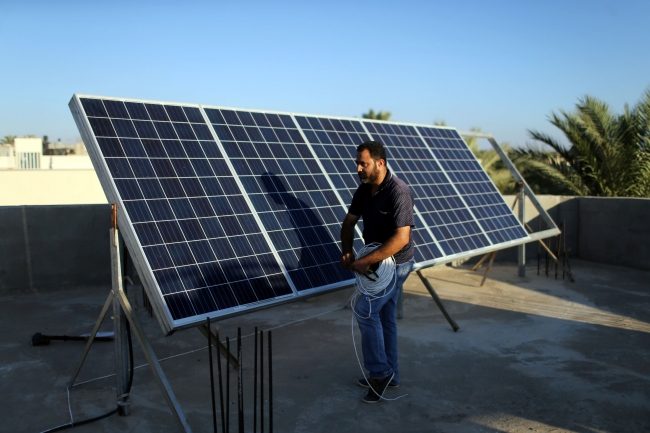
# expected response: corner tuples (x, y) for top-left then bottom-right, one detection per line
(357, 377), (399, 388)
(362, 372), (395, 404)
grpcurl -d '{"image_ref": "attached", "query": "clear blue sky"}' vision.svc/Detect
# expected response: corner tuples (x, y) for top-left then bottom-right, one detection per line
(1, 0), (649, 148)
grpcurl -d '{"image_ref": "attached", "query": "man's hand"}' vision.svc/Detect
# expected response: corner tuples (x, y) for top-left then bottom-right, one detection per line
(340, 252), (355, 269)
(349, 259), (370, 275)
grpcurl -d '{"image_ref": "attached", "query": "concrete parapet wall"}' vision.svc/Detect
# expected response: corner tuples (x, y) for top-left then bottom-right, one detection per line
(0, 205), (111, 292)
(0, 170), (107, 206)
(0, 197), (648, 292)
(484, 196), (650, 271)
(577, 197), (650, 270)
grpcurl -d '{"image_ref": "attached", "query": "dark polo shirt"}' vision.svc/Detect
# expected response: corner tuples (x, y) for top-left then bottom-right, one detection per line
(348, 170), (415, 264)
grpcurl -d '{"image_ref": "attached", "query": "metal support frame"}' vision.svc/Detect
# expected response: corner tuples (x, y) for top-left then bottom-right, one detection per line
(68, 224), (192, 433)
(114, 232), (131, 415)
(517, 181), (526, 277)
(472, 251), (498, 287)
(415, 270), (459, 332)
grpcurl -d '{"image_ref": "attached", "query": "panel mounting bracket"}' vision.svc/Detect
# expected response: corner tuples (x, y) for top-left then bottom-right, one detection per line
(68, 223), (193, 432)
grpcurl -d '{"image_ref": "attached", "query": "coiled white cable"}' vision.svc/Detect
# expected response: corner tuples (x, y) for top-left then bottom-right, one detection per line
(351, 242), (397, 319)
(350, 243), (406, 401)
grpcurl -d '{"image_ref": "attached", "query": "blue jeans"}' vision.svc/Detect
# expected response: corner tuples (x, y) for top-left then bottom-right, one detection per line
(354, 259), (414, 382)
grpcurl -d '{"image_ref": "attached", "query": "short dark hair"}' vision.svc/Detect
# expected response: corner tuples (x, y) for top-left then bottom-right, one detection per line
(357, 141), (387, 163)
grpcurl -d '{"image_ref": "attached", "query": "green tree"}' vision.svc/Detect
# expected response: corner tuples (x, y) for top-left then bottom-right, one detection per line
(1, 135), (16, 145)
(362, 109), (392, 121)
(513, 89), (650, 197)
(460, 127), (519, 195)
(435, 121), (519, 194)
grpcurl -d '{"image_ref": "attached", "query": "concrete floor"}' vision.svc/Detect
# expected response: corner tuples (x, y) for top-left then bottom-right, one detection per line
(2, 260), (649, 433)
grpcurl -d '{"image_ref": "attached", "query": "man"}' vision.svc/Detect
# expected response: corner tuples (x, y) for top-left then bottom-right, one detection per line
(340, 140), (415, 404)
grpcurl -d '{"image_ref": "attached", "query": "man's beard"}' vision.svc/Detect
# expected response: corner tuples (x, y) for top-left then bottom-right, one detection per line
(358, 165), (380, 184)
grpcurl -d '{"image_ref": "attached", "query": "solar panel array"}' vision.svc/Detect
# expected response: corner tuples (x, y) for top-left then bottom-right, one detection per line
(70, 95), (529, 332)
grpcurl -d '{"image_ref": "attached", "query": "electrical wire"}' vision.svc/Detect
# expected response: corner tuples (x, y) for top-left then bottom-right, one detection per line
(42, 303), (344, 432)
(38, 321), (134, 433)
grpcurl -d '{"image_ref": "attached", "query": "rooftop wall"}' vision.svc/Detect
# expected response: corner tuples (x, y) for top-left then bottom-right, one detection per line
(0, 197), (649, 292)
(0, 170), (106, 206)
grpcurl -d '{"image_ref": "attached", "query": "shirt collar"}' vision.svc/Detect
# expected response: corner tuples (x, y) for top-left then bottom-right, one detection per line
(376, 169), (393, 192)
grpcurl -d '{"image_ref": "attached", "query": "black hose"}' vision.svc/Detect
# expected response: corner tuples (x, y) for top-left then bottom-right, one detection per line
(40, 317), (135, 433)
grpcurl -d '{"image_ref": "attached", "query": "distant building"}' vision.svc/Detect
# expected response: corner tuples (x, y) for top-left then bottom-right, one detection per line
(14, 137), (43, 169)
(0, 137), (92, 170)
(0, 137), (103, 205)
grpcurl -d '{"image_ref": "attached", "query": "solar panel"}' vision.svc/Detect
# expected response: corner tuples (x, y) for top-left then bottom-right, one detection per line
(353, 121), (446, 265)
(416, 126), (528, 245)
(362, 120), (493, 264)
(202, 108), (363, 293)
(70, 94), (530, 333)
(75, 97), (294, 328)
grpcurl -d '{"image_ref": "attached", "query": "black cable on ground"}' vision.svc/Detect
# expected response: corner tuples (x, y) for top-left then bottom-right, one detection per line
(39, 321), (135, 433)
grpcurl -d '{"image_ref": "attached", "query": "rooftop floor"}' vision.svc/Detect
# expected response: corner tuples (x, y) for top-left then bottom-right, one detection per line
(3, 260), (650, 432)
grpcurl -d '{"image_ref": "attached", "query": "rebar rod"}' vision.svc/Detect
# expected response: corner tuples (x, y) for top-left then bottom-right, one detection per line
(216, 327), (225, 433)
(238, 328), (244, 433)
(208, 318), (217, 433)
(260, 330), (264, 433)
(254, 327), (258, 433)
(268, 330), (273, 433)
(226, 337), (230, 433)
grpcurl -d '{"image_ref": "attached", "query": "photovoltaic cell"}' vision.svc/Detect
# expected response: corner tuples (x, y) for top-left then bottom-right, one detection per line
(417, 127), (528, 245)
(72, 94), (532, 331)
(80, 98), (292, 322)
(204, 108), (362, 292)
(293, 115), (369, 240)
(363, 120), (491, 259)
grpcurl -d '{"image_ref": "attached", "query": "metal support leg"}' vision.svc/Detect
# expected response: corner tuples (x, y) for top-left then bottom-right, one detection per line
(112, 229), (131, 415)
(471, 253), (492, 272)
(415, 270), (459, 332)
(116, 289), (193, 432)
(480, 252), (497, 287)
(69, 290), (114, 387)
(517, 182), (526, 277)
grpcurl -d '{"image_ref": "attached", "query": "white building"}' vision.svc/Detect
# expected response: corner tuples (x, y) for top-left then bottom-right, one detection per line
(0, 137), (105, 205)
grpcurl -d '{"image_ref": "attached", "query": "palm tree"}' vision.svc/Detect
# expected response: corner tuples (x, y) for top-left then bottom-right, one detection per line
(362, 109), (392, 121)
(461, 127), (519, 194)
(1, 135), (16, 145)
(513, 89), (650, 197)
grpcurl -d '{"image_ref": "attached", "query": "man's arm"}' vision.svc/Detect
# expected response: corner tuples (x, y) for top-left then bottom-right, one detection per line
(349, 226), (410, 274)
(340, 213), (359, 269)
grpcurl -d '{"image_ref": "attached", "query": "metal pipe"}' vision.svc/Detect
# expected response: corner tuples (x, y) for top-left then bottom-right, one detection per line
(555, 234), (560, 279)
(415, 270), (459, 332)
(268, 330), (273, 433)
(226, 337), (230, 433)
(208, 318), (217, 433)
(545, 223), (549, 277)
(215, 327), (226, 433)
(260, 330), (264, 433)
(562, 220), (566, 279)
(537, 219), (541, 276)
(238, 328), (244, 433)
(517, 181), (525, 277)
(254, 327), (258, 433)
